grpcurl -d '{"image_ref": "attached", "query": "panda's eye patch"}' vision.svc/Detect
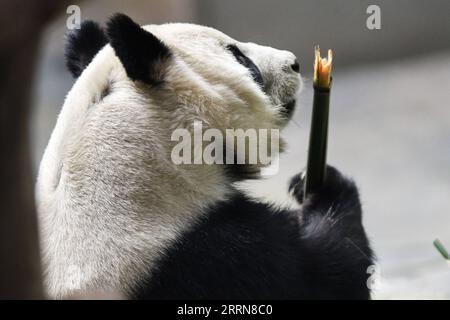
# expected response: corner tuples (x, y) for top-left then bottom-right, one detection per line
(227, 44), (264, 88)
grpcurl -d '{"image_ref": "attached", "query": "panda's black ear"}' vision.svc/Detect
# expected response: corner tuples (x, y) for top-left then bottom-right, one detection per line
(65, 21), (108, 78)
(106, 13), (172, 85)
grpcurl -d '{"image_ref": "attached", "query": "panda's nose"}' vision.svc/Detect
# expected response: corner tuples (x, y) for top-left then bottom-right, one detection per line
(290, 60), (300, 73)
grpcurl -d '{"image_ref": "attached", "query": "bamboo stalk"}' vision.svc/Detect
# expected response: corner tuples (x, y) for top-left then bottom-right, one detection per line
(304, 46), (333, 199)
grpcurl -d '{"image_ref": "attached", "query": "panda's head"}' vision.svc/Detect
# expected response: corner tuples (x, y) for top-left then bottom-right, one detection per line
(65, 14), (301, 178)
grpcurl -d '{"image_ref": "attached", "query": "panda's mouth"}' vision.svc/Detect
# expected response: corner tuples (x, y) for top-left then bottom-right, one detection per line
(280, 98), (296, 119)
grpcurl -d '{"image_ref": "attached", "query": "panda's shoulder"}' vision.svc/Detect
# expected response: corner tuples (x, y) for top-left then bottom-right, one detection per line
(188, 192), (301, 245)
(131, 192), (304, 299)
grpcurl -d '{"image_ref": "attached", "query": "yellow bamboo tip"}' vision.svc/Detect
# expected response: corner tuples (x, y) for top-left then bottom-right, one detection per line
(313, 46), (333, 88)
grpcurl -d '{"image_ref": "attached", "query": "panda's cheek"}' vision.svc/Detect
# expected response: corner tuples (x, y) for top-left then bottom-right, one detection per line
(260, 74), (275, 95)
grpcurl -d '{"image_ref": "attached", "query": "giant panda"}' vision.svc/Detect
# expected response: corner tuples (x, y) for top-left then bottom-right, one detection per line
(36, 13), (374, 299)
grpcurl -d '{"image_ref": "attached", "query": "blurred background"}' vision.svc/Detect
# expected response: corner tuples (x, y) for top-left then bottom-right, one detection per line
(30, 0), (450, 299)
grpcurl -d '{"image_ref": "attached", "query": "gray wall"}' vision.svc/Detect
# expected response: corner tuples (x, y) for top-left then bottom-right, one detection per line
(198, 0), (450, 71)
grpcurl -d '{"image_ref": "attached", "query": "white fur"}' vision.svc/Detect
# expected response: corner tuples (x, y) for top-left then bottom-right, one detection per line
(36, 23), (301, 298)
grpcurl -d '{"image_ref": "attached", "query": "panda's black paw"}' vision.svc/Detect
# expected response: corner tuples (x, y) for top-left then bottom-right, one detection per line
(288, 171), (306, 204)
(289, 165), (360, 212)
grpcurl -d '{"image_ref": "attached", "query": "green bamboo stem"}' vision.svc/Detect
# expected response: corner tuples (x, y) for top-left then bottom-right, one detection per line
(304, 47), (333, 200)
(304, 85), (330, 197)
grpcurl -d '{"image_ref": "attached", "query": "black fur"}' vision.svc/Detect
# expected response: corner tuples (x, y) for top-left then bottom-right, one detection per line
(106, 13), (172, 85)
(132, 166), (373, 299)
(227, 44), (264, 88)
(65, 21), (108, 78)
(281, 98), (296, 119)
(291, 60), (300, 73)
